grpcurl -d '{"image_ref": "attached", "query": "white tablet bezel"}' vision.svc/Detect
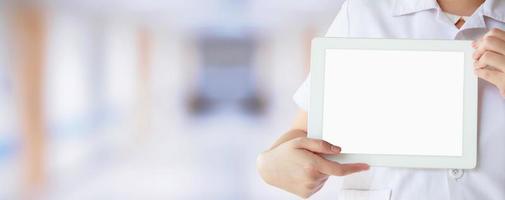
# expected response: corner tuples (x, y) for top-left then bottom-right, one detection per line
(308, 38), (477, 169)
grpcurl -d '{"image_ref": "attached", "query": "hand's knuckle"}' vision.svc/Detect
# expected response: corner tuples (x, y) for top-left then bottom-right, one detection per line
(318, 140), (329, 150)
(292, 137), (306, 146)
(333, 167), (345, 176)
(303, 162), (319, 177)
(487, 29), (497, 37)
(482, 36), (492, 45)
(489, 28), (501, 36)
(480, 70), (490, 78)
(481, 51), (492, 61)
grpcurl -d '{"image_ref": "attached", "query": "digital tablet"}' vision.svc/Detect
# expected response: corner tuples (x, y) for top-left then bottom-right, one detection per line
(308, 38), (477, 169)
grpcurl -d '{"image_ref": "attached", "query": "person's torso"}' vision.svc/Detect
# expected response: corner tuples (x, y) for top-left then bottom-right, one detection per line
(329, 1), (505, 200)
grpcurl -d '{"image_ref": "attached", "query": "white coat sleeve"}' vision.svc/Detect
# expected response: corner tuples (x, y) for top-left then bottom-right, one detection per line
(292, 0), (350, 111)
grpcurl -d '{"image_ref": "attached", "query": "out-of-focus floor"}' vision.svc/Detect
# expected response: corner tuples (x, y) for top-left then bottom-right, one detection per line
(39, 111), (341, 200)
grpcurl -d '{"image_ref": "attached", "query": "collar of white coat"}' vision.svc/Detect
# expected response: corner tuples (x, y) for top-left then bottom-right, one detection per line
(393, 0), (505, 23)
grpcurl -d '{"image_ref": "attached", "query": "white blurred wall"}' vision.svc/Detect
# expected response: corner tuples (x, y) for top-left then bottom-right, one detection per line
(0, 0), (346, 199)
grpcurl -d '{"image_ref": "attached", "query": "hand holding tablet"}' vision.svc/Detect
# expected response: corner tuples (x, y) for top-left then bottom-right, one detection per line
(308, 38), (477, 169)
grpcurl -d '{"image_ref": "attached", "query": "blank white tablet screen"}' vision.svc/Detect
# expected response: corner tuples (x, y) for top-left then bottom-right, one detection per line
(323, 49), (464, 156)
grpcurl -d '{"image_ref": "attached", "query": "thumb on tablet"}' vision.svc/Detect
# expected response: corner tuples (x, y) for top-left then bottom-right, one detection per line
(316, 157), (370, 176)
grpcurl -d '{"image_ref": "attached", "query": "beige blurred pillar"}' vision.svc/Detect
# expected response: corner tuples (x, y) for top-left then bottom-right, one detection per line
(136, 26), (151, 142)
(11, 4), (46, 193)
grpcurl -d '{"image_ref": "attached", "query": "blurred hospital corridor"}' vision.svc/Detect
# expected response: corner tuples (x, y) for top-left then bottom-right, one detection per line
(0, 0), (344, 199)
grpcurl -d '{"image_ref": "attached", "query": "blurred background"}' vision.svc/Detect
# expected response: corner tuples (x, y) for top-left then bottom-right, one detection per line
(0, 0), (344, 199)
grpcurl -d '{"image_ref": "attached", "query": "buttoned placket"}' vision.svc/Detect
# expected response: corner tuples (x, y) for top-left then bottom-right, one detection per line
(442, 7), (489, 200)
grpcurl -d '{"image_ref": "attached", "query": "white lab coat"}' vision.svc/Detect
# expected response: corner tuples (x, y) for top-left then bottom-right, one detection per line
(293, 0), (505, 199)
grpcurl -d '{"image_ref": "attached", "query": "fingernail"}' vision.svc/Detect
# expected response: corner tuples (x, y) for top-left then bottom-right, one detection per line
(358, 164), (370, 171)
(331, 145), (341, 152)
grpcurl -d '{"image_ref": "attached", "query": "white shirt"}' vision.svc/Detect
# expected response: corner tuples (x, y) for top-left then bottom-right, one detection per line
(443, 12), (470, 24)
(293, 0), (505, 199)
